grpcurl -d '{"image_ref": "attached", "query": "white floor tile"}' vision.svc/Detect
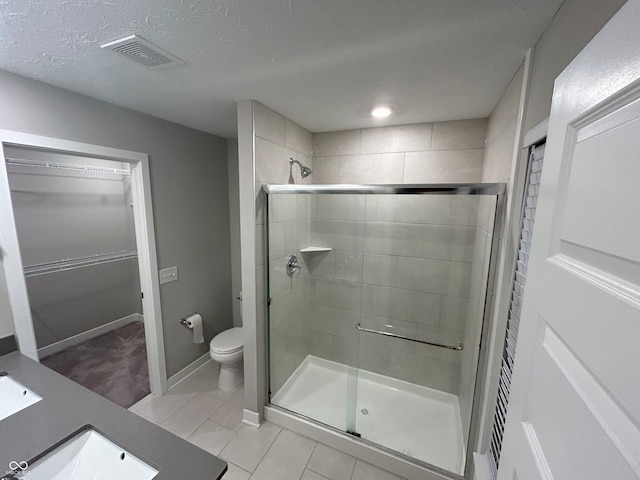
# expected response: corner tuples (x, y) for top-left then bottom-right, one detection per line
(181, 361), (221, 392)
(210, 387), (245, 431)
(307, 443), (356, 480)
(222, 462), (251, 480)
(351, 461), (403, 480)
(205, 385), (238, 403)
(187, 419), (236, 456)
(249, 430), (316, 480)
(301, 470), (331, 480)
(219, 423), (281, 472)
(133, 389), (198, 424)
(161, 392), (226, 438)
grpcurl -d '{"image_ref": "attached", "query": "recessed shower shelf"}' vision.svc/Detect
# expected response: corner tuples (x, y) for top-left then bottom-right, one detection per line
(300, 246), (332, 253)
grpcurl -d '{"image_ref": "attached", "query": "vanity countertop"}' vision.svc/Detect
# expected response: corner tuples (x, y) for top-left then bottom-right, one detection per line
(0, 352), (227, 479)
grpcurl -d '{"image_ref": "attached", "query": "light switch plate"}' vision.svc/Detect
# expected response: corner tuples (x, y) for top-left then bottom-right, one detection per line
(159, 266), (178, 285)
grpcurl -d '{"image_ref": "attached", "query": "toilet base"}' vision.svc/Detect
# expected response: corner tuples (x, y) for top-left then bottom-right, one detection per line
(218, 359), (244, 390)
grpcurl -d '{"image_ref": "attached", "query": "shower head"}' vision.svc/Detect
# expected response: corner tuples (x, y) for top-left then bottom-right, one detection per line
(300, 165), (312, 178)
(289, 158), (313, 178)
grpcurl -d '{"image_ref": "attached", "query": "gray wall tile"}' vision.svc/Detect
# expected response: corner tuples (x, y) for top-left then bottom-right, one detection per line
(362, 253), (398, 287)
(365, 195), (452, 225)
(431, 118), (487, 150)
(360, 124), (432, 154)
(338, 154), (404, 184)
(364, 222), (424, 257)
(316, 195), (366, 221)
(450, 196), (481, 226)
(313, 130), (360, 156)
(440, 296), (468, 332)
(422, 225), (476, 262)
(255, 138), (290, 184)
(312, 219), (363, 251)
(361, 284), (441, 326)
(285, 119), (313, 156)
(396, 257), (471, 297)
(311, 156), (339, 184)
(255, 102), (286, 145)
(403, 149), (484, 183)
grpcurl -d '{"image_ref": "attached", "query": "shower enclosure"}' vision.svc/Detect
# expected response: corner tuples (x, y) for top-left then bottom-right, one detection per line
(263, 183), (504, 478)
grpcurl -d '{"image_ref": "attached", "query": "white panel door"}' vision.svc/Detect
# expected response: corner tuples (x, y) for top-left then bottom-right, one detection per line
(497, 1), (640, 479)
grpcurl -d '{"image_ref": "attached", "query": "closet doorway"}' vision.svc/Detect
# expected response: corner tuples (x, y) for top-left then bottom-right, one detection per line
(0, 131), (167, 401)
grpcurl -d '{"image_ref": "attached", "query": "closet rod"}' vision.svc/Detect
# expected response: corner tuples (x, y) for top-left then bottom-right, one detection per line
(23, 250), (138, 278)
(5, 158), (131, 177)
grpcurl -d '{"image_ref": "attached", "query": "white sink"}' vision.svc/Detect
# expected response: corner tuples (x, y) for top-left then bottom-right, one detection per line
(0, 373), (42, 421)
(17, 428), (159, 480)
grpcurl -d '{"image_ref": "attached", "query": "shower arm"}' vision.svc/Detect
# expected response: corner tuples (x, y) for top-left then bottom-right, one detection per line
(289, 157), (312, 179)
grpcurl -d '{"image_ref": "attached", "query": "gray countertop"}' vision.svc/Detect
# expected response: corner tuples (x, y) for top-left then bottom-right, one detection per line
(0, 352), (227, 479)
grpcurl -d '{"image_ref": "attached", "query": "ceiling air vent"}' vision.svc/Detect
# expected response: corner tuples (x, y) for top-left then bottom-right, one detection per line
(101, 35), (183, 68)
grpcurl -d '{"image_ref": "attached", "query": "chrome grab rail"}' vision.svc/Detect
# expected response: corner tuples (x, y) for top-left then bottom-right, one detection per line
(355, 323), (464, 351)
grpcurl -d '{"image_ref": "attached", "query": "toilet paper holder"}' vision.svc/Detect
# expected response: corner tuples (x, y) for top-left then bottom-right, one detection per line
(180, 314), (200, 327)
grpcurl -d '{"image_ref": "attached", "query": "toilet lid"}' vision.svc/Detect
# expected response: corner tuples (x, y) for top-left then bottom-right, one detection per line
(210, 327), (243, 354)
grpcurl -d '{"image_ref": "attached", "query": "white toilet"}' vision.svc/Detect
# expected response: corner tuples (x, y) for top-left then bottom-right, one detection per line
(209, 327), (244, 390)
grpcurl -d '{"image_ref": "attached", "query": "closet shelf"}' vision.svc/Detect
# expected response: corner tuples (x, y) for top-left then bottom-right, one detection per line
(5, 158), (131, 181)
(23, 250), (138, 278)
(300, 246), (332, 253)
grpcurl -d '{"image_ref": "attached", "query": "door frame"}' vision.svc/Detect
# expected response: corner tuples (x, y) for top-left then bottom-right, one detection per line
(0, 130), (168, 394)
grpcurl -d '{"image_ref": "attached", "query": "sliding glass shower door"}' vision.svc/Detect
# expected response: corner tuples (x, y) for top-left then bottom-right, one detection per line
(266, 192), (365, 434)
(265, 184), (502, 477)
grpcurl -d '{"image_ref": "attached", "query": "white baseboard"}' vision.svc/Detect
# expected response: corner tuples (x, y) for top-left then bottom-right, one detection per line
(265, 406), (450, 480)
(242, 408), (261, 428)
(167, 353), (212, 390)
(38, 313), (143, 358)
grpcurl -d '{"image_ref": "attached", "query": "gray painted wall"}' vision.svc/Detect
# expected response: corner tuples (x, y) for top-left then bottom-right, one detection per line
(0, 69), (232, 377)
(524, 0), (626, 131)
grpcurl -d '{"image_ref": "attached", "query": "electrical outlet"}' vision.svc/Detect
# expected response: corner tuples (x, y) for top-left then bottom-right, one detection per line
(159, 266), (178, 285)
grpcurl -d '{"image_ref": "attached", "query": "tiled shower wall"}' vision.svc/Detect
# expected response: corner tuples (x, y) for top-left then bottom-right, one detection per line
(301, 194), (482, 394)
(312, 120), (486, 184)
(252, 102), (314, 393)
(306, 120), (488, 394)
(259, 113), (493, 397)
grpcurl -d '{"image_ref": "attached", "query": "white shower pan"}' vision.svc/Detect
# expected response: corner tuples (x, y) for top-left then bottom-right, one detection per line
(272, 355), (466, 475)
(0, 373), (42, 421)
(16, 428), (158, 480)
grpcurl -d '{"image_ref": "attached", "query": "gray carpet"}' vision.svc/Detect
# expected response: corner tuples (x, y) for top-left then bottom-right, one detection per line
(41, 321), (150, 408)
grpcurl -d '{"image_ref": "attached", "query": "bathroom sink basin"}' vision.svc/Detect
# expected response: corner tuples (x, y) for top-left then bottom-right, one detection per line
(15, 427), (159, 480)
(0, 372), (42, 421)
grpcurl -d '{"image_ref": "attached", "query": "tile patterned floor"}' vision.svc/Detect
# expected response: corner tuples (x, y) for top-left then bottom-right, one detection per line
(129, 361), (408, 480)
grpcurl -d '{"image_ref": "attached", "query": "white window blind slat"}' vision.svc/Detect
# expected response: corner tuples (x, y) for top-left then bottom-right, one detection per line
(488, 143), (545, 475)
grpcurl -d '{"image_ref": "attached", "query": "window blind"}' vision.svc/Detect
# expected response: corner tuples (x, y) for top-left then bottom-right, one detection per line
(488, 142), (545, 474)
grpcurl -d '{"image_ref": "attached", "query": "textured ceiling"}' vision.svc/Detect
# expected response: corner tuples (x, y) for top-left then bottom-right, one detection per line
(0, 0), (564, 138)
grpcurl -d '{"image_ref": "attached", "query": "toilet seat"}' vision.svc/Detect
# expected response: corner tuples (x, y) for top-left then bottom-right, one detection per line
(210, 327), (243, 355)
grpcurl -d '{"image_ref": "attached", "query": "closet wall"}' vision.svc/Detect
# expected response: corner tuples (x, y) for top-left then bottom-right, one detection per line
(7, 146), (141, 350)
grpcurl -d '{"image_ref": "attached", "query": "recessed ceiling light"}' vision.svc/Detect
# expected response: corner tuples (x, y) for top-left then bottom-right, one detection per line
(371, 106), (392, 118)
